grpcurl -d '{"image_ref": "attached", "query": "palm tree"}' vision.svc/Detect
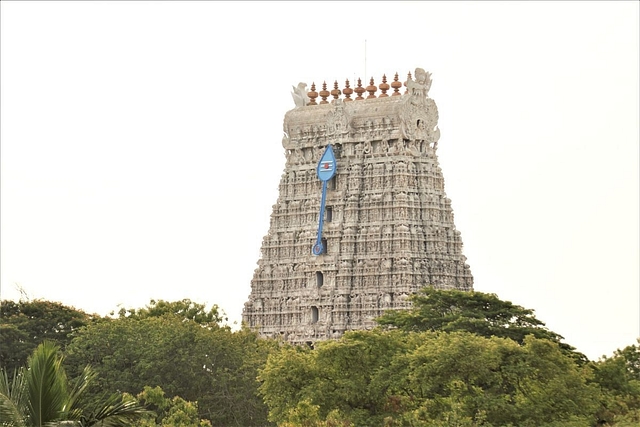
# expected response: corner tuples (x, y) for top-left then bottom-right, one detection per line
(0, 341), (150, 427)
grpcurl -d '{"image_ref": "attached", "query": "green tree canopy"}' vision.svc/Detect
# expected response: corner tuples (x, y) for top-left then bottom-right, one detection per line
(259, 330), (404, 426)
(0, 299), (98, 376)
(376, 287), (586, 363)
(259, 330), (600, 427)
(132, 386), (212, 427)
(64, 301), (275, 427)
(0, 341), (149, 427)
(591, 340), (640, 425)
(115, 299), (226, 327)
(377, 288), (559, 341)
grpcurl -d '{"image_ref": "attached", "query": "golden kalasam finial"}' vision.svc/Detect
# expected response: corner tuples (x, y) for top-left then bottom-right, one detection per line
(391, 72), (402, 96)
(404, 71), (412, 95)
(343, 79), (353, 102)
(308, 82), (318, 106)
(354, 78), (366, 100)
(366, 77), (377, 99)
(319, 81), (330, 104)
(301, 71), (412, 104)
(379, 74), (389, 97)
(331, 81), (341, 102)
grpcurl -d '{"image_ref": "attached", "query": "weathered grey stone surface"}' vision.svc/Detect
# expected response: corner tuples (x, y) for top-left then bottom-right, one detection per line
(243, 69), (473, 344)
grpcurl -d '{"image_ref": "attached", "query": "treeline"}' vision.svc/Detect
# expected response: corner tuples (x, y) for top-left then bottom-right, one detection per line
(1, 290), (638, 426)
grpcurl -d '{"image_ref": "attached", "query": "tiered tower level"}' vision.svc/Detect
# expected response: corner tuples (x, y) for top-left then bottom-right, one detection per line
(243, 68), (473, 344)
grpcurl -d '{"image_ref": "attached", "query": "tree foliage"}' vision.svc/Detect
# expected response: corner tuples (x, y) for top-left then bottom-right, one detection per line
(131, 386), (212, 427)
(0, 300), (98, 376)
(377, 288), (559, 342)
(64, 301), (275, 426)
(259, 330), (600, 427)
(0, 341), (149, 427)
(377, 287), (586, 363)
(5, 295), (639, 427)
(115, 299), (225, 327)
(591, 340), (640, 425)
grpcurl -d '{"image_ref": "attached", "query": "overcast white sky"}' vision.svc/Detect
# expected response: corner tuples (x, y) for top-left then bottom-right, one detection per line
(1, 1), (638, 361)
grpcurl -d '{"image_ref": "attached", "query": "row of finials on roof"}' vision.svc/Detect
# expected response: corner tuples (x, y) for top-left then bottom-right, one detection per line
(293, 71), (417, 106)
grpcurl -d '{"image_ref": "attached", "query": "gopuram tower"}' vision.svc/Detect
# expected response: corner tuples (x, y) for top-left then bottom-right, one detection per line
(243, 68), (473, 344)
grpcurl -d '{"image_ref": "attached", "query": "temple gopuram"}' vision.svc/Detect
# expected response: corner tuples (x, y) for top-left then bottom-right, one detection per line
(242, 68), (473, 344)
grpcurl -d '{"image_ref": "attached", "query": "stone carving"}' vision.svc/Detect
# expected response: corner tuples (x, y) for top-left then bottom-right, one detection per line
(243, 68), (473, 345)
(281, 131), (290, 149)
(407, 67), (432, 100)
(291, 82), (309, 107)
(400, 68), (440, 144)
(326, 99), (350, 140)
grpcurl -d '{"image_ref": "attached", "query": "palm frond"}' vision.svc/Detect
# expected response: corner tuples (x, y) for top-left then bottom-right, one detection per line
(0, 368), (27, 427)
(25, 341), (70, 426)
(80, 395), (151, 427)
(64, 366), (95, 415)
(0, 392), (26, 427)
(43, 421), (81, 427)
(2, 342), (149, 427)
